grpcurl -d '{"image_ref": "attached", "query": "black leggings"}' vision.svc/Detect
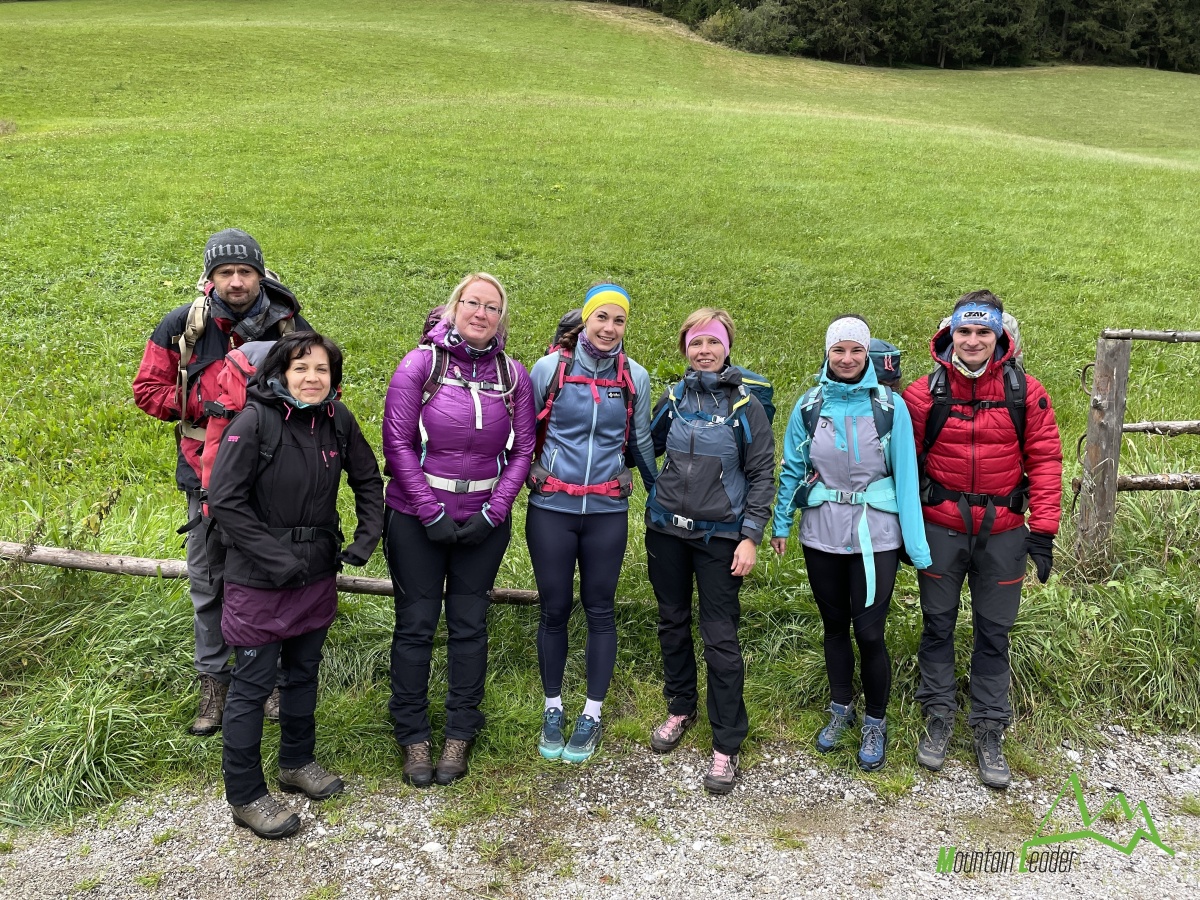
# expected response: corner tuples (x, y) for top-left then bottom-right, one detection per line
(526, 505), (627, 702)
(802, 546), (899, 720)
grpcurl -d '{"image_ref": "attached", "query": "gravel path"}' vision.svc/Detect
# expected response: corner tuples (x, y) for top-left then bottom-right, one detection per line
(4, 726), (1197, 899)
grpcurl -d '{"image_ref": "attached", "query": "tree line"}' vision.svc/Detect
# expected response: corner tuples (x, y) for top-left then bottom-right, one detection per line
(617, 0), (1200, 71)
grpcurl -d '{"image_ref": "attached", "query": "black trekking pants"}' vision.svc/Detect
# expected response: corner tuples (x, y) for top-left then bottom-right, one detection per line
(916, 525), (1027, 727)
(527, 505), (626, 703)
(222, 626), (328, 806)
(802, 546), (899, 720)
(646, 528), (748, 756)
(385, 508), (512, 745)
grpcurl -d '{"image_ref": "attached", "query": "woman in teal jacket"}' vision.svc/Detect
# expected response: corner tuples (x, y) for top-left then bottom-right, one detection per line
(771, 315), (930, 771)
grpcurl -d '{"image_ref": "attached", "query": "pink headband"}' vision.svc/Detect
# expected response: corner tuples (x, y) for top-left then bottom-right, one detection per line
(685, 320), (730, 357)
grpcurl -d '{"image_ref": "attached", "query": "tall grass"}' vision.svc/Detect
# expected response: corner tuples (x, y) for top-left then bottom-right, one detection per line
(0, 0), (1198, 824)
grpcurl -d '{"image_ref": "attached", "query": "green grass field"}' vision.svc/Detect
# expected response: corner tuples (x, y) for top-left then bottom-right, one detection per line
(1, 0), (1198, 826)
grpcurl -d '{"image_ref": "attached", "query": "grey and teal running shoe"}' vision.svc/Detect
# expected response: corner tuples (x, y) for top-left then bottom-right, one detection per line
(561, 714), (602, 763)
(539, 707), (566, 760)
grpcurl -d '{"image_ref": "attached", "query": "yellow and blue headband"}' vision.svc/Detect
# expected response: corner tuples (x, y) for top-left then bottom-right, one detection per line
(582, 283), (630, 324)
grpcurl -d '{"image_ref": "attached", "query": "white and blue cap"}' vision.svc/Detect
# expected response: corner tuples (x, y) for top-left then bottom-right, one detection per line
(949, 301), (1003, 338)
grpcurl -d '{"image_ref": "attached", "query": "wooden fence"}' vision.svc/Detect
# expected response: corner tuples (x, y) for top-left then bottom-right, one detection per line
(1075, 329), (1200, 563)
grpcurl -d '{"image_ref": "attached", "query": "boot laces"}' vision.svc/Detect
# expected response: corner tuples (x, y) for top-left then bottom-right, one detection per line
(248, 793), (286, 817)
(708, 752), (736, 778)
(861, 722), (885, 756)
(443, 739), (469, 761)
(655, 714), (690, 741)
(405, 740), (432, 763)
(980, 726), (1004, 766)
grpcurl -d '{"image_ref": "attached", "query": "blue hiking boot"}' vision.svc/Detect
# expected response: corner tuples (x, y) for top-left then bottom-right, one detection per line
(538, 707), (566, 760)
(858, 715), (888, 771)
(815, 701), (857, 753)
(561, 714), (603, 763)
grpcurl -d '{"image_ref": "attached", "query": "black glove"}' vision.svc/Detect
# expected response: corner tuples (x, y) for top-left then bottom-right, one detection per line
(456, 511), (495, 547)
(337, 549), (369, 568)
(424, 513), (458, 545)
(1025, 531), (1054, 584)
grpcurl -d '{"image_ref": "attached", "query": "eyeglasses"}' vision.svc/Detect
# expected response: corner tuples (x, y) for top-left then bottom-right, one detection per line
(461, 299), (502, 318)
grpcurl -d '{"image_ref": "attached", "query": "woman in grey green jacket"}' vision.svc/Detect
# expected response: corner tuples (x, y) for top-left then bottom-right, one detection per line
(645, 307), (776, 795)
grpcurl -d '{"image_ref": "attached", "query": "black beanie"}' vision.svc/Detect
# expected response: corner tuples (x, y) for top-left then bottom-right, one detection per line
(203, 228), (265, 279)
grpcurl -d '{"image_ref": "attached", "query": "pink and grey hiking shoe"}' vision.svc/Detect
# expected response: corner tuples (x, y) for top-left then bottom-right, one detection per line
(650, 711), (698, 754)
(702, 751), (739, 794)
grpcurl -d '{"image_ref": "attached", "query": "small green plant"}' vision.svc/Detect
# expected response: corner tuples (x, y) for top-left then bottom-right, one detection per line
(1178, 794), (1200, 816)
(134, 872), (163, 888)
(0, 840), (12, 854)
(769, 826), (806, 850)
(302, 886), (340, 900)
(73, 876), (102, 891)
(150, 828), (177, 846)
(78, 844), (91, 857)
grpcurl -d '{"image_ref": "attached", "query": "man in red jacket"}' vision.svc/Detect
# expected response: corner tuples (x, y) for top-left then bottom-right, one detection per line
(902, 291), (1062, 789)
(133, 229), (310, 736)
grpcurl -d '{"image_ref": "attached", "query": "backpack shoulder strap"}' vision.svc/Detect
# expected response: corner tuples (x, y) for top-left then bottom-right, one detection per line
(331, 401), (353, 462)
(1002, 359), (1027, 453)
(799, 385), (824, 438)
(420, 344), (449, 404)
(173, 295), (210, 427)
(870, 385), (896, 475)
(247, 400), (284, 479)
(921, 367), (952, 462)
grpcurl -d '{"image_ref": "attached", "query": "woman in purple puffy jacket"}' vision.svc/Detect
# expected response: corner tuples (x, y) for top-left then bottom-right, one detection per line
(382, 273), (536, 787)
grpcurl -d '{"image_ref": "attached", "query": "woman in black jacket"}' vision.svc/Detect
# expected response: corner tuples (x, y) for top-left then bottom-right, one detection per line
(209, 332), (383, 840)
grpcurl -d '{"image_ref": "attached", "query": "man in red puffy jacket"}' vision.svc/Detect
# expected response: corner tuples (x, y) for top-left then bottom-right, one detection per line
(902, 291), (1062, 789)
(133, 229), (310, 736)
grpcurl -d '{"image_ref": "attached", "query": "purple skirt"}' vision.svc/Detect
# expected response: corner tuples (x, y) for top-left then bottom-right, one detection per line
(222, 575), (338, 647)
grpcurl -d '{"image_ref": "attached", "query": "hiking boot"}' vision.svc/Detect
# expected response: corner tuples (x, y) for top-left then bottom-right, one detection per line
(702, 751), (739, 795)
(399, 739), (435, 788)
(188, 674), (228, 736)
(263, 686), (281, 724)
(279, 761), (344, 801)
(815, 700), (857, 753)
(916, 707), (955, 771)
(974, 722), (1012, 790)
(562, 715), (603, 763)
(650, 711), (698, 754)
(538, 707), (566, 760)
(230, 793), (300, 840)
(436, 738), (472, 785)
(857, 715), (888, 771)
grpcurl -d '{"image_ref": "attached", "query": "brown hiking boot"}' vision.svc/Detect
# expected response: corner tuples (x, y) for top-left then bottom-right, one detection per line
(263, 686), (281, 724)
(435, 738), (472, 785)
(188, 674), (228, 736)
(399, 739), (435, 787)
(230, 792), (301, 840)
(279, 761), (344, 801)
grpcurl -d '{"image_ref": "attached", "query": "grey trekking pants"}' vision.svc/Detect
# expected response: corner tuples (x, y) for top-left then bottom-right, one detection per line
(186, 491), (231, 682)
(915, 525), (1027, 727)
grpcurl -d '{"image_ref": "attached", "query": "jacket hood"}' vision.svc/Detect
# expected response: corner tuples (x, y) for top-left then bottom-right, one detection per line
(682, 364), (743, 391)
(930, 325), (1015, 372)
(818, 357), (881, 396)
(426, 318), (508, 364)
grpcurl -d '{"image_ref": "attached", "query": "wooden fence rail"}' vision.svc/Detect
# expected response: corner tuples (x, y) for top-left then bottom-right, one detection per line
(0, 542), (539, 605)
(1076, 330), (1200, 564)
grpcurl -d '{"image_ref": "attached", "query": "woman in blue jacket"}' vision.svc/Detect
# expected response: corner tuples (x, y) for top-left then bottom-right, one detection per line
(771, 315), (930, 771)
(526, 283), (656, 763)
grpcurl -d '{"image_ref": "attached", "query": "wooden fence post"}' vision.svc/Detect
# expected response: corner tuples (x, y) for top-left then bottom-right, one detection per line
(1075, 337), (1132, 562)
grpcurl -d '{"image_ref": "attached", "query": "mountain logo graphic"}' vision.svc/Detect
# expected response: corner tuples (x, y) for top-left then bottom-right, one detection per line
(1019, 771), (1175, 871)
